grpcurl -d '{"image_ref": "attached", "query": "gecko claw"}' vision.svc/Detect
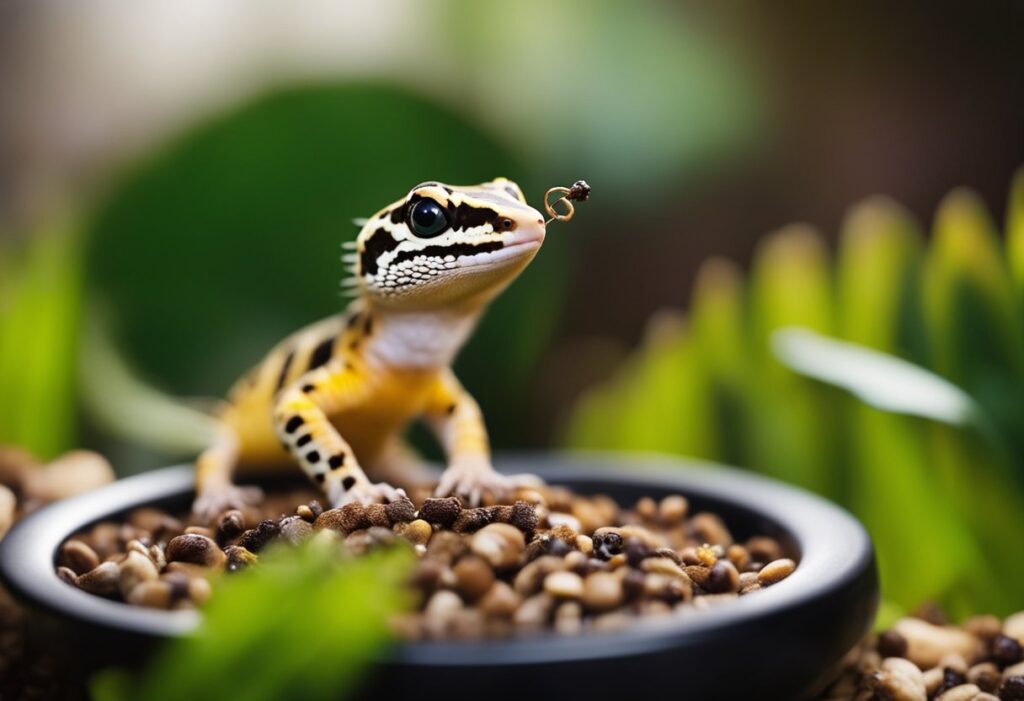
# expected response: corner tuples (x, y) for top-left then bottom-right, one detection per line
(434, 467), (543, 507)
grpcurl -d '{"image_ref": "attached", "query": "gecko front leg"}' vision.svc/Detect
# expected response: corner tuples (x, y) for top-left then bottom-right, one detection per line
(425, 369), (541, 505)
(274, 358), (404, 506)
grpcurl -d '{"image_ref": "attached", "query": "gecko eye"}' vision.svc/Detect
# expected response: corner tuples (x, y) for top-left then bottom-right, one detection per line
(408, 199), (448, 238)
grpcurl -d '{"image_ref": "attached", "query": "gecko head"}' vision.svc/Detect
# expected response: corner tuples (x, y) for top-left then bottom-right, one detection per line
(348, 178), (546, 310)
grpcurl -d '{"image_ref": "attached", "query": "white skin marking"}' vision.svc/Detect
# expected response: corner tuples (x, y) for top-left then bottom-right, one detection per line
(365, 310), (478, 370)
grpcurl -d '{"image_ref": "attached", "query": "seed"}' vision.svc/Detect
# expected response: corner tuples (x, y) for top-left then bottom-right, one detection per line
(188, 576), (212, 606)
(963, 615), (1003, 640)
(513, 555), (564, 596)
(544, 571), (583, 599)
(296, 504), (315, 522)
(870, 656), (926, 701)
(934, 684), (980, 701)
(419, 497), (462, 528)
(513, 593), (554, 631)
(394, 519), (432, 545)
(423, 590), (462, 639)
(59, 539), (100, 576)
(878, 630), (909, 659)
(1001, 676), (1024, 701)
(746, 536), (783, 563)
(992, 635), (1023, 666)
(641, 557), (685, 578)
(707, 560), (740, 594)
(479, 581), (521, 618)
(75, 562), (120, 597)
(935, 666), (968, 697)
(726, 544), (750, 571)
(658, 494), (688, 524)
(635, 497), (657, 521)
(690, 512), (733, 547)
(118, 550), (158, 598)
(547, 512), (581, 532)
(967, 662), (1000, 693)
(470, 523), (524, 569)
(582, 572), (623, 612)
(554, 601), (582, 635)
(278, 515), (313, 545)
(757, 558), (796, 586)
(127, 580), (172, 609)
(166, 534), (226, 568)
(424, 531), (466, 564)
(216, 510), (245, 542)
(575, 534), (593, 555)
(684, 565), (711, 589)
(892, 618), (983, 670)
(453, 555), (494, 601)
(1007, 612), (1024, 645)
(184, 525), (215, 539)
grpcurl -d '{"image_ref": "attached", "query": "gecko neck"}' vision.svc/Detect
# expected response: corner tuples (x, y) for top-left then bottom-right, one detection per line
(362, 300), (483, 371)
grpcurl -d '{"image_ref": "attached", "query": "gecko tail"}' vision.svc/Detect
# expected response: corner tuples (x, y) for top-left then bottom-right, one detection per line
(80, 305), (222, 455)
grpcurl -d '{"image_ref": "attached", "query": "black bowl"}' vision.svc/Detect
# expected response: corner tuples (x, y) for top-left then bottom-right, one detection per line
(0, 453), (877, 700)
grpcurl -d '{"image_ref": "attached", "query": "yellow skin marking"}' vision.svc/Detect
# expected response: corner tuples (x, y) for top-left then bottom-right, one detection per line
(193, 178), (547, 519)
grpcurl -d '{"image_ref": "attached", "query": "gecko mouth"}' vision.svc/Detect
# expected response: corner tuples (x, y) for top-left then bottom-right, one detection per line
(457, 237), (542, 268)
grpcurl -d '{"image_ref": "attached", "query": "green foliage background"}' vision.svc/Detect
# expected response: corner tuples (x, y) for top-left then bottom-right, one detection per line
(565, 171), (1024, 620)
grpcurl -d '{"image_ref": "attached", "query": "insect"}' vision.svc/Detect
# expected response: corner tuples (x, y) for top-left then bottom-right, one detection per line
(192, 178), (588, 519)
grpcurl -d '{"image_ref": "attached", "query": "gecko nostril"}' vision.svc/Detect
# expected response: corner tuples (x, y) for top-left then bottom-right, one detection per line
(536, 218), (543, 225)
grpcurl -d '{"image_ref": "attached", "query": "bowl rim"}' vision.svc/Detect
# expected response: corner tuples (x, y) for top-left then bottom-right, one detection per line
(0, 451), (876, 666)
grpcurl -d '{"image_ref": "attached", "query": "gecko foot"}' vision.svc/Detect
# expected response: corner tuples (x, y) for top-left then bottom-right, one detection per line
(434, 466), (543, 507)
(192, 484), (262, 525)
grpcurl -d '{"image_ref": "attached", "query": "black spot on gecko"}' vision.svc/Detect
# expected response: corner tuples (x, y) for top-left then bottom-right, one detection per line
(328, 454), (344, 469)
(391, 240), (503, 266)
(284, 416), (304, 433)
(302, 384), (315, 393)
(342, 476), (356, 490)
(306, 450), (321, 464)
(296, 434), (312, 448)
(360, 228), (401, 276)
(308, 336), (335, 371)
(451, 202), (502, 231)
(446, 403), (457, 415)
(346, 312), (362, 329)
(363, 315), (373, 336)
(274, 350), (295, 391)
(314, 473), (326, 484)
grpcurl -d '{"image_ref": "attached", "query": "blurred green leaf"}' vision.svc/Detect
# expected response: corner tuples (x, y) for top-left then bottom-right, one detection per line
(835, 196), (924, 353)
(0, 217), (83, 458)
(772, 328), (978, 426)
(746, 225), (838, 495)
(1007, 167), (1024, 296)
(92, 539), (411, 701)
